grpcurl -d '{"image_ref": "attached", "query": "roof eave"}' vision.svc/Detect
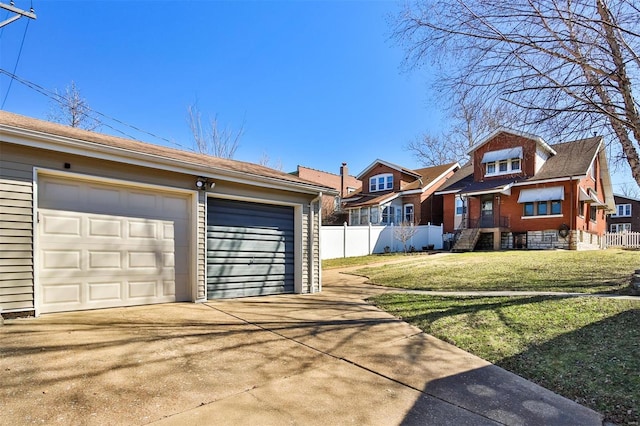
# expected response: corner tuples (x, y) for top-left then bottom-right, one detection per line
(466, 127), (556, 156)
(0, 124), (336, 196)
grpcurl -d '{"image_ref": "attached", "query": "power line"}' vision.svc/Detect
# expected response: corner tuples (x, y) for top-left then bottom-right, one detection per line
(1, 17), (29, 108)
(0, 68), (192, 151)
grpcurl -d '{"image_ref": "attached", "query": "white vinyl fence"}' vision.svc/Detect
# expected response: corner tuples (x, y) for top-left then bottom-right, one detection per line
(321, 223), (444, 260)
(602, 232), (640, 249)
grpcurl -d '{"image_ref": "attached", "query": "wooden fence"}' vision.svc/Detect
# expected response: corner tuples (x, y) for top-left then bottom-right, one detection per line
(602, 232), (640, 248)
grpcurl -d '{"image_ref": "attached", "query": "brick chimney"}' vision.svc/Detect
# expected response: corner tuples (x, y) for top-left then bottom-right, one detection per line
(340, 162), (348, 198)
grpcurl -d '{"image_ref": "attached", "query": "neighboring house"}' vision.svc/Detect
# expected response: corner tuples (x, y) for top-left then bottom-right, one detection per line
(342, 160), (459, 226)
(290, 163), (361, 225)
(0, 111), (335, 317)
(436, 128), (615, 251)
(607, 194), (640, 233)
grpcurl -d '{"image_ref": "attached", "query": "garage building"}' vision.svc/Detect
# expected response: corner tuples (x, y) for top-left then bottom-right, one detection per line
(0, 111), (331, 316)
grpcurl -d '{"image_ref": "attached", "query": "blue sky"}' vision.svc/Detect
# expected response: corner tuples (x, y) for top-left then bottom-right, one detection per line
(1, 0), (441, 177)
(0, 0), (634, 190)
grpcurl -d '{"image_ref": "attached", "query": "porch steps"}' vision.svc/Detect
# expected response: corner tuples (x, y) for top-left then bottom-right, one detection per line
(452, 228), (480, 252)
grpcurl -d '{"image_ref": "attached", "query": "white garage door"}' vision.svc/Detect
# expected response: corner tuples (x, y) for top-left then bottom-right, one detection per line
(37, 175), (191, 314)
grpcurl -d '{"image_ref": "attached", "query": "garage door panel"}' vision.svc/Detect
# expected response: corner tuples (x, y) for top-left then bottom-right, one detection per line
(207, 198), (294, 299)
(38, 175), (191, 313)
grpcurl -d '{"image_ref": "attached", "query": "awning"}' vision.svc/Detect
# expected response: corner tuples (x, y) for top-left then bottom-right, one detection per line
(579, 187), (606, 206)
(517, 186), (564, 203)
(481, 147), (523, 164)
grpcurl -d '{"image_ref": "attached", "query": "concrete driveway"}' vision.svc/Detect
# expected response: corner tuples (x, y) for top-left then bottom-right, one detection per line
(1, 269), (602, 425)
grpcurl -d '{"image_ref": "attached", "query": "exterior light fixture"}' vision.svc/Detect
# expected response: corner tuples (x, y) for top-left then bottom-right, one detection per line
(195, 177), (216, 191)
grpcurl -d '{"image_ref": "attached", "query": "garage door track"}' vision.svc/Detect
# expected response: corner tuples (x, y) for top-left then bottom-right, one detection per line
(0, 269), (603, 425)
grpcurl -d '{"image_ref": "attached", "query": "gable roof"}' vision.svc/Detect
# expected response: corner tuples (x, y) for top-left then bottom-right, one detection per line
(356, 159), (422, 180)
(527, 136), (600, 181)
(436, 135), (614, 210)
(613, 194), (640, 203)
(400, 162), (459, 191)
(467, 127), (556, 156)
(0, 110), (335, 195)
(343, 162), (459, 208)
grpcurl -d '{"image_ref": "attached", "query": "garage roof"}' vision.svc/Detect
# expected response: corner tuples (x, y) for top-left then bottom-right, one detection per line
(0, 111), (336, 195)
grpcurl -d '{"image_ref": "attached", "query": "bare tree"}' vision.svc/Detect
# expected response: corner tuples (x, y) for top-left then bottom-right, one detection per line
(187, 103), (244, 159)
(617, 182), (640, 199)
(408, 90), (519, 166)
(48, 81), (100, 130)
(257, 151), (283, 171)
(395, 0), (640, 187)
(394, 221), (419, 254)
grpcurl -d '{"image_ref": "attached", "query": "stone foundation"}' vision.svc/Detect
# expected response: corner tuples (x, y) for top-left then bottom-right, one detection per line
(498, 230), (602, 250)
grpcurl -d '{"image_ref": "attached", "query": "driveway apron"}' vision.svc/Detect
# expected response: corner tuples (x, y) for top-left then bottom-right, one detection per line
(0, 268), (603, 425)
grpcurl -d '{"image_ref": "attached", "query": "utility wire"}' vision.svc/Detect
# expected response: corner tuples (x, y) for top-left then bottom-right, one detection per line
(1, 17), (29, 109)
(0, 68), (191, 151)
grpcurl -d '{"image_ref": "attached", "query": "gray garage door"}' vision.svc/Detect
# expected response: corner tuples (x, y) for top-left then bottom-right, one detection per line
(207, 198), (294, 299)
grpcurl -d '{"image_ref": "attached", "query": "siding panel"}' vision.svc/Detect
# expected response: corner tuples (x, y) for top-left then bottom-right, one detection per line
(0, 158), (34, 312)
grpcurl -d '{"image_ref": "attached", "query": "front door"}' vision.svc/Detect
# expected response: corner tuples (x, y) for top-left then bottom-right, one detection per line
(480, 196), (494, 227)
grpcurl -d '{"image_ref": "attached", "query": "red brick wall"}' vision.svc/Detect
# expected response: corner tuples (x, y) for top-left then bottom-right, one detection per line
(443, 194), (456, 232)
(360, 164), (412, 193)
(473, 132), (538, 181)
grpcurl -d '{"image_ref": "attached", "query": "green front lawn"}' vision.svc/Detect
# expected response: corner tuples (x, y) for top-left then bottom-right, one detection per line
(357, 250), (640, 294)
(370, 294), (640, 425)
(322, 253), (415, 269)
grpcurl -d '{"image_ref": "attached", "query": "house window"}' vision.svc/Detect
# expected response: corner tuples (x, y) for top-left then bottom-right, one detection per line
(524, 201), (562, 217)
(382, 206), (396, 224)
(370, 206), (379, 224)
(349, 209), (360, 225)
(537, 202), (548, 215)
(360, 207), (370, 225)
(579, 201), (585, 217)
(612, 204), (632, 217)
(611, 223), (631, 233)
(524, 202), (534, 216)
(404, 204), (414, 223)
(455, 196), (467, 216)
(590, 205), (598, 222)
(485, 158), (522, 176)
(369, 174), (393, 192)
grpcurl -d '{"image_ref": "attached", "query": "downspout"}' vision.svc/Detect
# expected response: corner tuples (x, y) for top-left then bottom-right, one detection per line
(309, 192), (322, 293)
(570, 177), (574, 249)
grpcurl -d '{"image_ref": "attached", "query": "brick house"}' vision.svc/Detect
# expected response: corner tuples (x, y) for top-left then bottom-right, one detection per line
(607, 194), (640, 232)
(436, 128), (615, 250)
(342, 160), (459, 226)
(291, 163), (361, 224)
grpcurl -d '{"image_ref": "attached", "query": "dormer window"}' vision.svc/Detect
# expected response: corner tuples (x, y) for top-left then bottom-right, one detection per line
(482, 147), (523, 177)
(369, 174), (393, 192)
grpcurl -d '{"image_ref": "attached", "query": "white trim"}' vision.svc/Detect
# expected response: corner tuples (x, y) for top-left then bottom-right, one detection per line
(401, 162), (460, 195)
(356, 159), (422, 180)
(369, 173), (394, 192)
(435, 188), (462, 195)
(521, 214), (564, 220)
(511, 176), (583, 186)
(467, 127), (556, 156)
